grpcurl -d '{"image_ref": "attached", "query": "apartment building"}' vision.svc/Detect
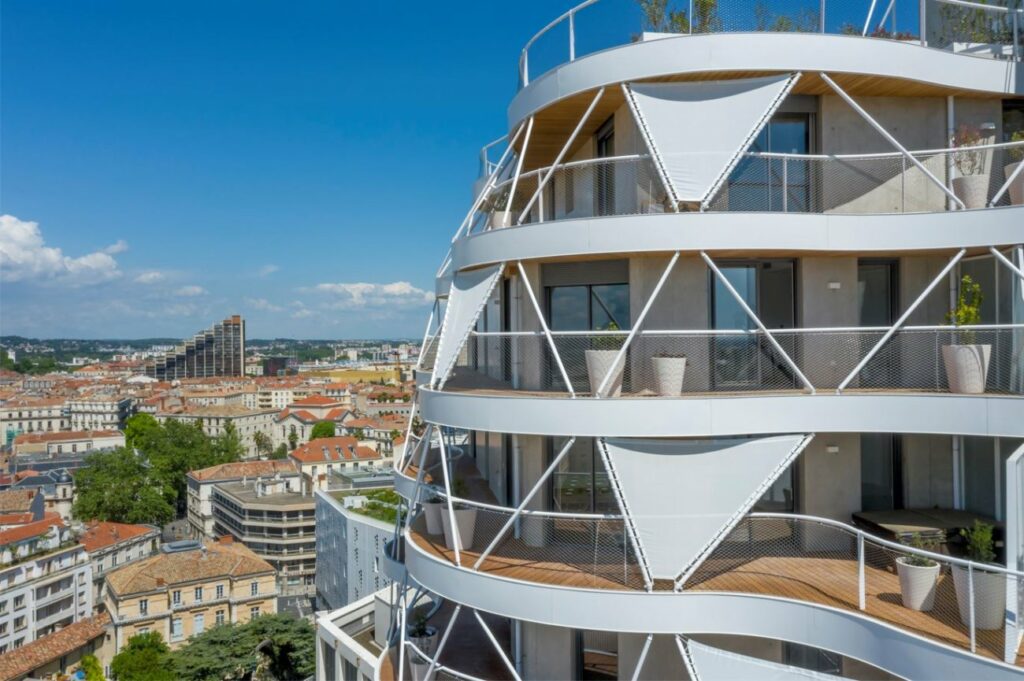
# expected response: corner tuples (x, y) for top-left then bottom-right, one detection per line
(288, 437), (384, 494)
(0, 399), (67, 441)
(210, 478), (316, 597)
(0, 517), (93, 654)
(81, 520), (161, 603)
(0, 612), (112, 681)
(66, 396), (133, 431)
(11, 429), (125, 457)
(186, 459), (301, 540)
(324, 6), (1024, 680)
(273, 395), (351, 447)
(103, 538), (276, 652)
(144, 315), (246, 380)
(157, 405), (277, 459)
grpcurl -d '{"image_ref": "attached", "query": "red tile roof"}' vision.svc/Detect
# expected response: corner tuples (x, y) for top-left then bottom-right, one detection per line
(290, 394), (338, 406)
(80, 520), (158, 552)
(13, 429), (122, 445)
(0, 516), (63, 546)
(289, 436), (362, 463)
(0, 613), (110, 681)
(188, 459), (298, 482)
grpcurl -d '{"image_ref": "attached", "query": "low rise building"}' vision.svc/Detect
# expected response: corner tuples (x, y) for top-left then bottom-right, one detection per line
(273, 395), (350, 447)
(0, 612), (112, 681)
(11, 430), (125, 457)
(186, 460), (301, 540)
(0, 517), (93, 653)
(66, 396), (133, 431)
(210, 479), (315, 598)
(0, 490), (45, 530)
(157, 406), (277, 459)
(5, 471), (75, 521)
(0, 400), (67, 443)
(80, 521), (161, 603)
(288, 437), (384, 494)
(103, 538), (277, 652)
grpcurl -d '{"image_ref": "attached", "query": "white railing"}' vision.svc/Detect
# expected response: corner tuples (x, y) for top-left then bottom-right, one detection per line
(518, 0), (1024, 86)
(472, 141), (1024, 227)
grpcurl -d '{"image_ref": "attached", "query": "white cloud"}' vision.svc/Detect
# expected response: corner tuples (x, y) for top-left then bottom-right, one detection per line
(174, 285), (207, 297)
(311, 281), (433, 309)
(0, 215), (123, 285)
(245, 297), (283, 312)
(134, 271), (165, 284)
(292, 308), (314, 319)
(104, 240), (129, 255)
(258, 264), (279, 277)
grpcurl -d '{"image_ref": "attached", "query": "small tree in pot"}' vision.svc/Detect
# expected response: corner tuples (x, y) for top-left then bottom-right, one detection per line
(441, 479), (478, 551)
(422, 492), (445, 535)
(1004, 130), (1024, 206)
(942, 275), (991, 394)
(951, 124), (990, 209)
(407, 611), (438, 680)
(951, 521), (1006, 629)
(585, 321), (626, 397)
(895, 533), (940, 611)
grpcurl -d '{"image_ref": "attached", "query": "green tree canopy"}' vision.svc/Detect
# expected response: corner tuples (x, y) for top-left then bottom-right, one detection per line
(111, 632), (176, 681)
(72, 448), (175, 524)
(270, 443), (289, 460)
(79, 653), (105, 681)
(253, 430), (272, 457)
(309, 421), (335, 441)
(170, 614), (315, 681)
(124, 413), (160, 449)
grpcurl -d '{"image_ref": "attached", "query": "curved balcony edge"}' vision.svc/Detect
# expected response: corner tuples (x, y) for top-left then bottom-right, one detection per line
(418, 388), (1024, 438)
(453, 206), (1024, 271)
(403, 533), (1023, 681)
(509, 32), (1023, 128)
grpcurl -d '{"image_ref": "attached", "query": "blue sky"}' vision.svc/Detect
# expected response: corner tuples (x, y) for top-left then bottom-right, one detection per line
(1, 0), (637, 339)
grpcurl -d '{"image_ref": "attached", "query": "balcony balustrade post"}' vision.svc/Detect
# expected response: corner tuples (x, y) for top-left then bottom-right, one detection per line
(569, 11), (576, 61)
(901, 155), (907, 212)
(969, 564), (977, 653)
(857, 533), (866, 610)
(820, 0), (826, 33)
(1014, 12), (1020, 62)
(782, 157), (789, 212)
(920, 0), (927, 46)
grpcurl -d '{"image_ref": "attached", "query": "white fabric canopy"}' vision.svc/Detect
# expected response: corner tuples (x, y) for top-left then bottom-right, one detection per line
(626, 74), (800, 205)
(687, 639), (841, 680)
(602, 434), (810, 580)
(431, 264), (503, 387)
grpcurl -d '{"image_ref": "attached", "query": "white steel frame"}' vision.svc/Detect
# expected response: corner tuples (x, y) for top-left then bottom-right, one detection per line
(515, 260), (576, 397)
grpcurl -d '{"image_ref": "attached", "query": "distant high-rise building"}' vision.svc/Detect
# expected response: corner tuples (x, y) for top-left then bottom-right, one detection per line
(144, 315), (245, 380)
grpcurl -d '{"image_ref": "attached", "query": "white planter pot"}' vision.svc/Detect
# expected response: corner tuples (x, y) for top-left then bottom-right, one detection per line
(952, 175), (990, 210)
(441, 506), (478, 551)
(1005, 162), (1024, 206)
(952, 564), (1007, 630)
(489, 210), (512, 229)
(651, 356), (687, 396)
(896, 558), (940, 611)
(409, 627), (438, 657)
(410, 659), (431, 681)
(941, 344), (991, 394)
(585, 349), (625, 397)
(423, 501), (444, 535)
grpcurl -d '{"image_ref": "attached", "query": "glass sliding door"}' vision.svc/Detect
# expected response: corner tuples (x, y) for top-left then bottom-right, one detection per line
(726, 114), (813, 212)
(550, 437), (615, 515)
(595, 117), (615, 217)
(857, 260), (898, 387)
(861, 433), (902, 512)
(547, 282), (629, 392)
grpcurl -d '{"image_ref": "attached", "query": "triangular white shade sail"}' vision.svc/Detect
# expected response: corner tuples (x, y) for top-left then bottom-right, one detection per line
(687, 639), (841, 680)
(431, 264), (503, 387)
(625, 74), (800, 206)
(601, 434), (810, 580)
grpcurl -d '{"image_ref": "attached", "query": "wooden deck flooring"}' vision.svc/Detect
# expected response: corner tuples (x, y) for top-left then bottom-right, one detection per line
(408, 530), (1024, 666)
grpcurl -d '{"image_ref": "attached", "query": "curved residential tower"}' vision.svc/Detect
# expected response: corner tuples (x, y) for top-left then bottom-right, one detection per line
(319, 2), (1024, 679)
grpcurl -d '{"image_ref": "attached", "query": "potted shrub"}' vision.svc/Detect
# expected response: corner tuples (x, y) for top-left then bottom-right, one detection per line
(1004, 131), (1024, 206)
(441, 479), (478, 551)
(896, 533), (941, 611)
(651, 353), (687, 396)
(422, 493), (445, 535)
(585, 321), (625, 397)
(951, 124), (990, 209)
(407, 611), (438, 681)
(952, 521), (1006, 629)
(941, 275), (991, 394)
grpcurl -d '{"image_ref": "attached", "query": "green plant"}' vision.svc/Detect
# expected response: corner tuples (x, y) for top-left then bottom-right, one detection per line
(1008, 130), (1024, 163)
(901, 533), (939, 567)
(408, 611), (434, 638)
(945, 275), (983, 343)
(453, 478), (469, 498)
(952, 124), (987, 176)
(592, 321), (624, 351)
(960, 520), (996, 564)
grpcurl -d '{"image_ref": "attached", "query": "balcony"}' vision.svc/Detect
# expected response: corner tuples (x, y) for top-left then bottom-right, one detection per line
(517, 0), (1024, 88)
(403, 508), (1024, 667)
(439, 324), (1024, 398)
(469, 142), (1024, 236)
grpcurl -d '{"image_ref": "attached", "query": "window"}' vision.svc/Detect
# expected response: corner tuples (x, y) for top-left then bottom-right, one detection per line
(0, 622), (7, 635)
(250, 582), (258, 596)
(171, 618), (183, 641)
(215, 584), (224, 599)
(193, 613), (205, 635)
(139, 599), (148, 615)
(215, 610), (225, 626)
(138, 627), (149, 635)
(13, 596), (24, 610)
(172, 590), (181, 606)
(194, 587), (203, 602)
(14, 616), (26, 631)
(249, 606), (260, 620)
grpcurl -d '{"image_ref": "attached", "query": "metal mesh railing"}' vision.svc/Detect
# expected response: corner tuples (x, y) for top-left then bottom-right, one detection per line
(685, 514), (1022, 663)
(446, 325), (1024, 396)
(419, 334), (439, 371)
(517, 0), (1023, 86)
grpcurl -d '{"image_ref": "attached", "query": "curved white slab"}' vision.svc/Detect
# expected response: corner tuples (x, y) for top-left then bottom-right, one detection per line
(404, 536), (1023, 680)
(453, 207), (1024, 270)
(419, 389), (1024, 438)
(510, 33), (1022, 128)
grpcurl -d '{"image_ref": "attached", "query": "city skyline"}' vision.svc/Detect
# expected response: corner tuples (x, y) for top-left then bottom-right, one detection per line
(0, 0), (578, 339)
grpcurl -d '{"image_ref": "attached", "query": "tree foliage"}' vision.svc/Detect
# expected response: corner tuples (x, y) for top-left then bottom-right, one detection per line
(124, 413), (160, 449)
(270, 443), (289, 460)
(79, 653), (106, 681)
(309, 421), (335, 441)
(170, 614), (315, 681)
(72, 448), (175, 524)
(111, 632), (176, 681)
(253, 430), (272, 457)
